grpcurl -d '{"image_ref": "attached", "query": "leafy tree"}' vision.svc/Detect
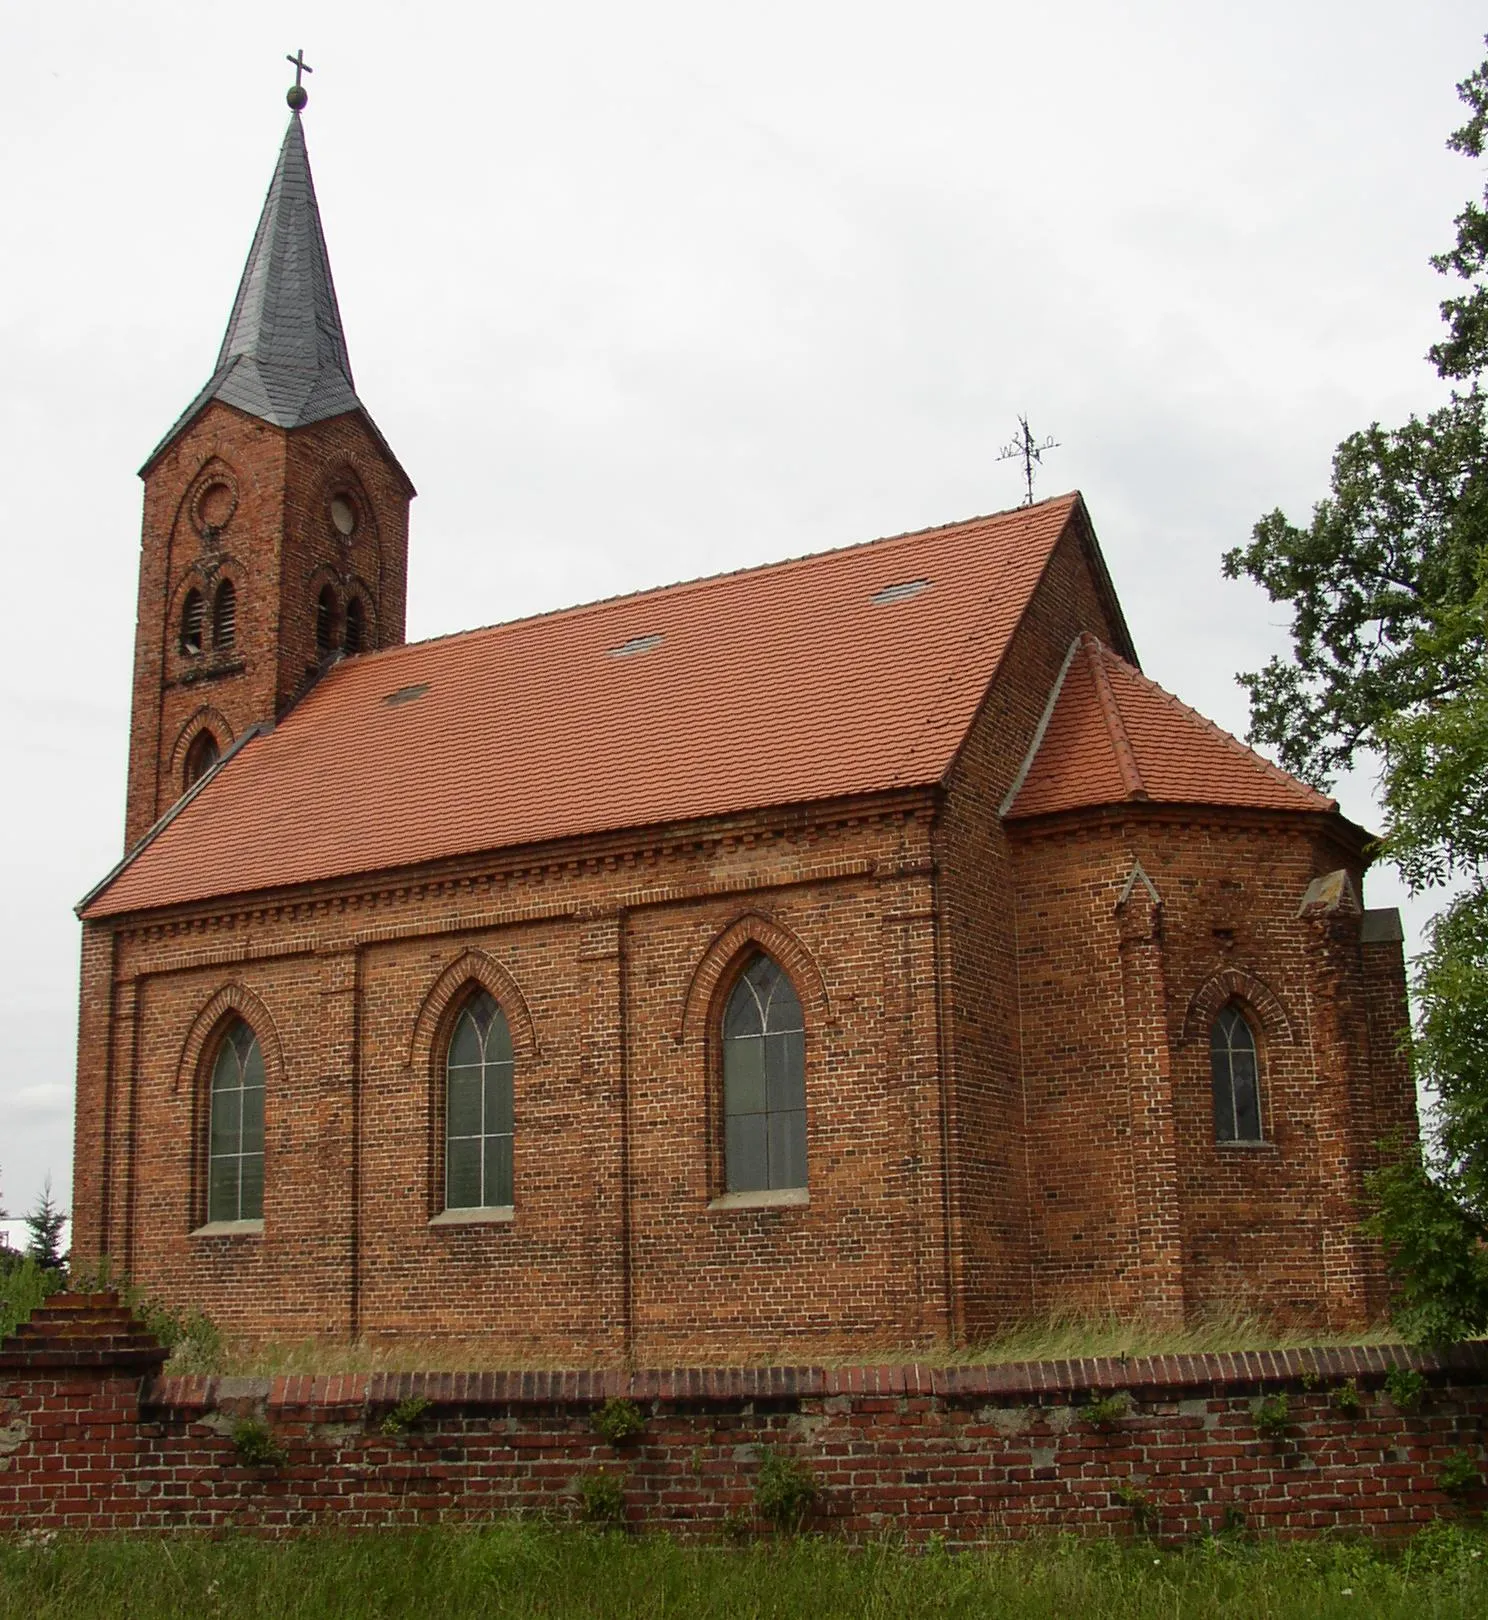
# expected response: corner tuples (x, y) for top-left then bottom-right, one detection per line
(1224, 43), (1488, 1341)
(24, 1178), (67, 1274)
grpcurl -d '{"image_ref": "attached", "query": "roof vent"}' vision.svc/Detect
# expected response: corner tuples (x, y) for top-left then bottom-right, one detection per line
(872, 578), (930, 605)
(610, 633), (664, 658)
(384, 683), (430, 708)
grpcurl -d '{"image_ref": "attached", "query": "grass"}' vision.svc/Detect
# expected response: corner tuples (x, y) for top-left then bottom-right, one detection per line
(3, 1521), (1488, 1619)
(151, 1307), (1409, 1378)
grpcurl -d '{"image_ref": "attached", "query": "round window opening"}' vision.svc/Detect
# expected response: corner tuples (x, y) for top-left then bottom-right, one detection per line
(199, 482), (234, 529)
(329, 495), (357, 537)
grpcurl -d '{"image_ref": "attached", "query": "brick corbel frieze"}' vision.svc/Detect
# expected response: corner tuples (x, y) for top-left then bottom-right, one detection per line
(1114, 861), (1183, 1320)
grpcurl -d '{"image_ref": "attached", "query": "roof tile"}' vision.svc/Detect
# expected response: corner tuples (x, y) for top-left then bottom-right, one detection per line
(1007, 632), (1334, 820)
(87, 496), (1082, 917)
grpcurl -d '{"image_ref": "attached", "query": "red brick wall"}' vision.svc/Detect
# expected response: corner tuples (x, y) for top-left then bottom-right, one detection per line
(935, 515), (1128, 1339)
(2, 1300), (1483, 1541)
(1008, 809), (1409, 1329)
(72, 798), (959, 1360)
(124, 403), (411, 850)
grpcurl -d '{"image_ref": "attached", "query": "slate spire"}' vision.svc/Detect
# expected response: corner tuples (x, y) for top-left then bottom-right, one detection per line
(145, 106), (368, 465)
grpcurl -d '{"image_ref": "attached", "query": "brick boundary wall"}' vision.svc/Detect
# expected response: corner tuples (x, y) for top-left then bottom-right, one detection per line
(3, 1294), (1487, 1542)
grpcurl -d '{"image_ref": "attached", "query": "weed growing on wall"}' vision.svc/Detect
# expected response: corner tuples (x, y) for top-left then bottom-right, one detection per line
(1438, 1449), (1482, 1498)
(1084, 1392), (1131, 1430)
(575, 1470), (626, 1527)
(1254, 1394), (1291, 1439)
(231, 1419), (286, 1469)
(1111, 1481), (1156, 1531)
(591, 1398), (646, 1447)
(754, 1449), (819, 1533)
(1386, 1365), (1428, 1411)
(379, 1396), (431, 1437)
(1331, 1379), (1365, 1419)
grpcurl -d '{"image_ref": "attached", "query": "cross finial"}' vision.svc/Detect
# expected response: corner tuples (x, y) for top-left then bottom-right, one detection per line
(997, 414), (1060, 506)
(286, 49), (313, 111)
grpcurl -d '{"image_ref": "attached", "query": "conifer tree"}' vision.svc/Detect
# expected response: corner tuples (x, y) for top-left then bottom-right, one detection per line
(24, 1179), (67, 1274)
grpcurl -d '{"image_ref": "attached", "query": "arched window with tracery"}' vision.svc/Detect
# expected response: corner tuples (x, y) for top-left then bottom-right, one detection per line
(1210, 1003), (1262, 1143)
(183, 730), (220, 790)
(722, 953), (806, 1192)
(208, 1019), (264, 1223)
(316, 586), (339, 656)
(344, 595), (365, 655)
(180, 588), (205, 656)
(212, 579), (237, 650)
(445, 990), (515, 1210)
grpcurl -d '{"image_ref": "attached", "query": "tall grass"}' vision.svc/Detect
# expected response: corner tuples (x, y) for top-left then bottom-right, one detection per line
(208, 1309), (1404, 1378)
(2, 1521), (1486, 1619)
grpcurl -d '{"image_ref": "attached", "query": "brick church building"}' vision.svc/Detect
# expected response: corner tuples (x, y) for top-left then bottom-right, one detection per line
(72, 92), (1416, 1360)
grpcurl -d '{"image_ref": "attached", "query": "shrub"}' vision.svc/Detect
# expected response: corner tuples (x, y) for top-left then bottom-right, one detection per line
(1385, 1364), (1428, 1411)
(379, 1395), (432, 1437)
(1254, 1394), (1291, 1439)
(575, 1469), (626, 1527)
(1085, 1391), (1131, 1430)
(591, 1398), (646, 1447)
(1439, 1449), (1482, 1498)
(754, 1448), (820, 1533)
(0, 1253), (64, 1339)
(231, 1417), (286, 1468)
(1330, 1378), (1364, 1418)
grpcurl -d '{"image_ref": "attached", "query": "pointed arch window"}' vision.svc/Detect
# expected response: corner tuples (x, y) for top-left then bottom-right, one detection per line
(1211, 1004), (1263, 1143)
(180, 589), (205, 656)
(344, 595), (365, 655)
(212, 579), (237, 650)
(723, 954), (806, 1192)
(183, 730), (220, 790)
(208, 1020), (264, 1223)
(445, 991), (515, 1211)
(316, 586), (339, 656)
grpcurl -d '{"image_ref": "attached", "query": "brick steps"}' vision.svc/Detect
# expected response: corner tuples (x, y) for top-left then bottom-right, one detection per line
(0, 1290), (168, 1371)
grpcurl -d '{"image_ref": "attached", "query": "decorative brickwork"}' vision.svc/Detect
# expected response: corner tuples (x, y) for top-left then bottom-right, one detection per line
(1, 1295), (1484, 1542)
(124, 403), (412, 850)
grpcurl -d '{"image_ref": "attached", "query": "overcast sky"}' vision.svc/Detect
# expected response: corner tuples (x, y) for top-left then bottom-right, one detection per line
(1, 0), (1482, 1226)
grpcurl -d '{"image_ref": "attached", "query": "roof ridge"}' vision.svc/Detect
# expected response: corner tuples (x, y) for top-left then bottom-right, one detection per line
(337, 493), (1085, 670)
(1096, 641), (1334, 810)
(1080, 632), (1147, 801)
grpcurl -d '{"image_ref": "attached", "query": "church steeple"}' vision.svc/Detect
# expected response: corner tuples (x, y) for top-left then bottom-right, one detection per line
(145, 96), (376, 468)
(122, 68), (413, 850)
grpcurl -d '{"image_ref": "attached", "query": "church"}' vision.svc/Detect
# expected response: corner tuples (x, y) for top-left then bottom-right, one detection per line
(71, 84), (1417, 1361)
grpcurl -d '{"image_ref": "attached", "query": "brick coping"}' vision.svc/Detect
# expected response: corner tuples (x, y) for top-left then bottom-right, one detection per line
(132, 1341), (1488, 1415)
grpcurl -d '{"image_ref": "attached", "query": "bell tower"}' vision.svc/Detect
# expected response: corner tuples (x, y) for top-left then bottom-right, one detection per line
(123, 66), (414, 850)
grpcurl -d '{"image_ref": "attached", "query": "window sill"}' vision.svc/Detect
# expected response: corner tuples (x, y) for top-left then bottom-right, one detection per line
(190, 1219), (263, 1238)
(1216, 1139), (1275, 1151)
(428, 1206), (515, 1227)
(708, 1187), (809, 1212)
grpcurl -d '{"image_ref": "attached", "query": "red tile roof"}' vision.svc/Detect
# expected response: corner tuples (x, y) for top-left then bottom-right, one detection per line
(1005, 632), (1335, 821)
(87, 495), (1089, 918)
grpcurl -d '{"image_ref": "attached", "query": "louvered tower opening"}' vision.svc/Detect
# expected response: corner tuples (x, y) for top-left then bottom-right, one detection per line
(180, 590), (205, 656)
(213, 579), (237, 650)
(316, 586), (339, 656)
(344, 596), (365, 655)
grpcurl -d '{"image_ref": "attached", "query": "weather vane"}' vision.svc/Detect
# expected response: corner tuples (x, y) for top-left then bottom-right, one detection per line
(998, 415), (1060, 506)
(286, 49), (314, 111)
